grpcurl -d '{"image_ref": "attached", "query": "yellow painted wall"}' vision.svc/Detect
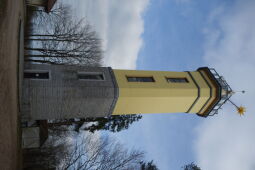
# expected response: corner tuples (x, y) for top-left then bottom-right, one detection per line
(112, 69), (215, 115)
(188, 71), (210, 113)
(197, 70), (217, 115)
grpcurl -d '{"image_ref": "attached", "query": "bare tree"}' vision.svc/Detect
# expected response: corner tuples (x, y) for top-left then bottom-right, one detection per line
(25, 3), (102, 66)
(60, 133), (144, 170)
(23, 130), (152, 170)
(22, 135), (71, 169)
(29, 3), (71, 26)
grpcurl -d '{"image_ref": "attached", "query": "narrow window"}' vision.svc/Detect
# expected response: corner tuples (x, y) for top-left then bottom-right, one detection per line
(78, 72), (104, 80)
(24, 71), (49, 79)
(127, 76), (155, 82)
(166, 77), (188, 83)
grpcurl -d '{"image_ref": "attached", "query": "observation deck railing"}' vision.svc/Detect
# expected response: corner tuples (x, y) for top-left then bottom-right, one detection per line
(208, 68), (233, 116)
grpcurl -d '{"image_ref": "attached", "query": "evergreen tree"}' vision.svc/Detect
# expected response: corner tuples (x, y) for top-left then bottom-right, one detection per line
(84, 115), (143, 133)
(49, 115), (143, 133)
(182, 162), (201, 170)
(140, 160), (159, 170)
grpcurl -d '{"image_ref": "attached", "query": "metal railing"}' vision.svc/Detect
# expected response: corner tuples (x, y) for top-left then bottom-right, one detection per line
(208, 68), (233, 116)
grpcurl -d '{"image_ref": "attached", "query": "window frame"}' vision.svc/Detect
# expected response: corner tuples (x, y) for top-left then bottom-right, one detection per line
(126, 76), (155, 82)
(165, 77), (189, 83)
(77, 72), (105, 81)
(24, 70), (51, 80)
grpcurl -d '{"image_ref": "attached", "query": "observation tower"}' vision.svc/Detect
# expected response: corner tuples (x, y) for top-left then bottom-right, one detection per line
(21, 65), (237, 120)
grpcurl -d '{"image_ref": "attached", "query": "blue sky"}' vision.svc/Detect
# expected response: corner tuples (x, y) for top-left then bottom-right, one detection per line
(137, 0), (235, 72)
(65, 0), (255, 169)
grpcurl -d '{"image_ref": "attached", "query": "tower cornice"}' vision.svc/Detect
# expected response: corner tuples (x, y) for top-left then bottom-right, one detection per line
(196, 67), (222, 117)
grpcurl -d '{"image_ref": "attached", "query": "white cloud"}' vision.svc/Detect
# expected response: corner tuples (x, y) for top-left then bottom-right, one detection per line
(64, 0), (149, 69)
(196, 0), (255, 170)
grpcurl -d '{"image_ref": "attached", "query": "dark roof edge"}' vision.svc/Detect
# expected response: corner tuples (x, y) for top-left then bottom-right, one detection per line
(46, 0), (57, 13)
(196, 67), (222, 118)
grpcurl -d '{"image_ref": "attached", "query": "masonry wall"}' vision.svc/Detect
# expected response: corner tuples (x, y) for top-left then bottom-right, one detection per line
(21, 64), (118, 120)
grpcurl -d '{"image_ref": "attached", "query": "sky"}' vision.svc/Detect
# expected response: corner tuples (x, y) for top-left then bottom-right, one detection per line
(64, 0), (255, 169)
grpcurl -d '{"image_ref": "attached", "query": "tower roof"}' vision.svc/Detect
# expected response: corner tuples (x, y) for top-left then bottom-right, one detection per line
(197, 67), (233, 117)
(46, 0), (57, 13)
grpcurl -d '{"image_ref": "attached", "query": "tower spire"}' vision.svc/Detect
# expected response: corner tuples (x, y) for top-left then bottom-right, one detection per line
(228, 99), (246, 116)
(213, 74), (246, 116)
(226, 90), (246, 116)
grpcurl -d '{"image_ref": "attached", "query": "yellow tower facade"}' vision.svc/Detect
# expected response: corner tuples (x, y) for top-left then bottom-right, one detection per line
(22, 64), (231, 120)
(112, 67), (226, 117)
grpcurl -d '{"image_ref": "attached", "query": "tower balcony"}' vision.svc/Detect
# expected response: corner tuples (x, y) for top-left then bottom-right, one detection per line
(197, 67), (233, 117)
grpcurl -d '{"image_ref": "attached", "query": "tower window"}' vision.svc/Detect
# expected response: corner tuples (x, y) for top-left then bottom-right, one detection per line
(166, 77), (188, 83)
(127, 76), (155, 82)
(24, 71), (49, 79)
(78, 72), (104, 80)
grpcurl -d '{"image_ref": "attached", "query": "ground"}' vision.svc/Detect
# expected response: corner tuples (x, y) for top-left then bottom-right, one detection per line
(0, 0), (24, 169)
